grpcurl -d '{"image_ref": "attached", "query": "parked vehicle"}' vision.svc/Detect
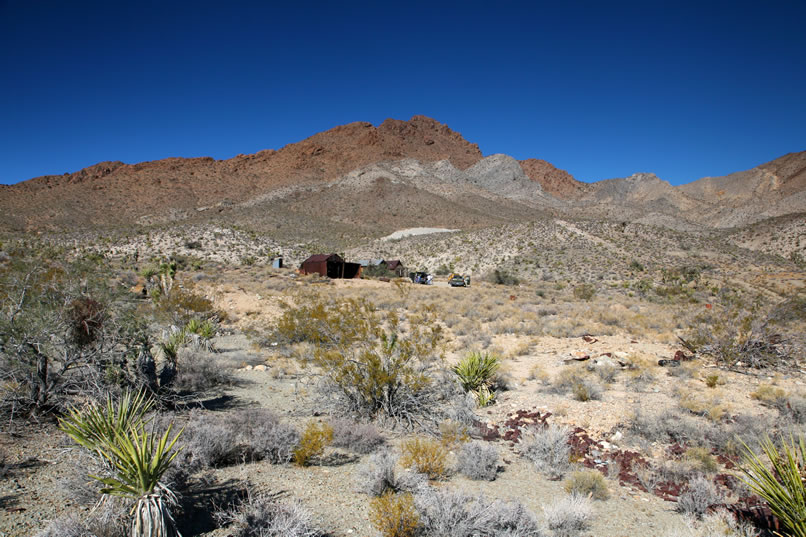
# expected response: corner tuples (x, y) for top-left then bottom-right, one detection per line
(449, 274), (467, 287)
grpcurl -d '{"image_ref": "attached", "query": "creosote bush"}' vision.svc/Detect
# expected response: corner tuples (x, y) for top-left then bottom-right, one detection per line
(400, 437), (448, 480)
(293, 421), (333, 467)
(276, 295), (449, 426)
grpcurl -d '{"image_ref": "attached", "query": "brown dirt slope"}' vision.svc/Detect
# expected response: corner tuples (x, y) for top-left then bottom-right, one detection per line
(519, 158), (590, 199)
(678, 151), (806, 205)
(0, 116), (484, 231)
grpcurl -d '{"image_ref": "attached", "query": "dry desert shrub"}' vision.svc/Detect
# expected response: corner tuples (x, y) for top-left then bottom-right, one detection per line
(330, 418), (385, 454)
(551, 367), (603, 402)
(563, 469), (609, 500)
(455, 441), (499, 481)
(215, 493), (322, 537)
(676, 476), (723, 519)
(677, 388), (729, 422)
(173, 347), (234, 394)
(35, 498), (129, 537)
(400, 437), (448, 479)
(543, 494), (594, 537)
(357, 450), (428, 497)
(180, 409), (299, 469)
(413, 486), (543, 537)
(370, 491), (419, 537)
(662, 509), (759, 537)
(521, 424), (572, 480)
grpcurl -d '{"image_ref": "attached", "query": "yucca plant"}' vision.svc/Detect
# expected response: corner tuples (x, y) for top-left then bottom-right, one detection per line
(159, 327), (188, 362)
(59, 390), (184, 537)
(740, 434), (806, 537)
(184, 318), (216, 352)
(453, 351), (500, 406)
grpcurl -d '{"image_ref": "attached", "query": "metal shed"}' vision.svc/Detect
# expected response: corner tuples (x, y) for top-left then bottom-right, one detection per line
(299, 254), (361, 279)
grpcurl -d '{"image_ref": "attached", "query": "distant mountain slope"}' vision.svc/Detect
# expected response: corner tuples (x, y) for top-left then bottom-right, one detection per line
(519, 158), (590, 199)
(0, 116), (484, 230)
(0, 117), (803, 235)
(680, 151), (806, 204)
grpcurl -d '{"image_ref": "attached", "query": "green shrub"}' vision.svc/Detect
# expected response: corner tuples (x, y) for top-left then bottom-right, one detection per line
(293, 421), (333, 467)
(485, 269), (519, 286)
(573, 283), (596, 301)
(369, 492), (419, 537)
(277, 296), (446, 425)
(400, 437), (448, 479)
(564, 470), (609, 500)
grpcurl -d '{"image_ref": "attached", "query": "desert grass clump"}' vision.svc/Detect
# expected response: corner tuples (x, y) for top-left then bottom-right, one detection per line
(677, 389), (729, 422)
(563, 470), (609, 500)
(215, 493), (322, 537)
(35, 500), (129, 537)
(400, 437), (448, 480)
(455, 441), (499, 481)
(370, 492), (419, 537)
(293, 421), (334, 466)
(439, 419), (470, 448)
(552, 367), (602, 401)
(740, 434), (806, 537)
(751, 383), (788, 405)
(521, 424), (571, 480)
(676, 476), (723, 519)
(684, 447), (719, 474)
(543, 494), (594, 537)
(330, 419), (385, 454)
(704, 374), (720, 388)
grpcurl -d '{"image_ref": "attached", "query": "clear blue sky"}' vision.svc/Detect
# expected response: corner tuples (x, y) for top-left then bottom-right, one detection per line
(1, 1), (805, 186)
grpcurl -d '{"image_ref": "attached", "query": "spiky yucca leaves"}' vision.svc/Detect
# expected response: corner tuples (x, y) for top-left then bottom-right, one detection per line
(453, 352), (500, 407)
(59, 390), (184, 537)
(740, 435), (806, 537)
(59, 390), (154, 452)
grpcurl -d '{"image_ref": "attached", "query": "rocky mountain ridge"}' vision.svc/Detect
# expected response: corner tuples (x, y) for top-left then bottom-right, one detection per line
(1, 116), (804, 235)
